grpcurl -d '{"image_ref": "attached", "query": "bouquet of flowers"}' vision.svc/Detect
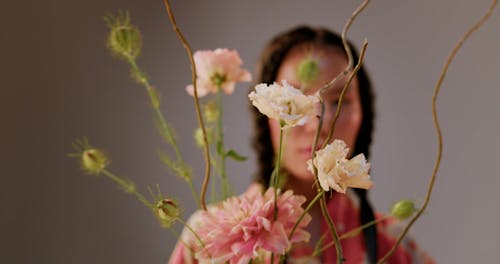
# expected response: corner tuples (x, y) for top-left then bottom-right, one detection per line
(70, 0), (497, 263)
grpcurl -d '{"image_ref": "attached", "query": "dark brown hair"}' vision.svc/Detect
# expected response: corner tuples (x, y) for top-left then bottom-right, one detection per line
(250, 25), (377, 263)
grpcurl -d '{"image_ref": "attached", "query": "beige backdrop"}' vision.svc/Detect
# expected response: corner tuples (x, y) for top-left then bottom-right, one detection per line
(1, 0), (499, 263)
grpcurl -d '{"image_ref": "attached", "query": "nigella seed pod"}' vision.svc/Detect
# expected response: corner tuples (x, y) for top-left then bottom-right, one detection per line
(81, 149), (109, 175)
(156, 198), (180, 228)
(391, 200), (416, 220)
(105, 11), (142, 60)
(296, 56), (320, 87)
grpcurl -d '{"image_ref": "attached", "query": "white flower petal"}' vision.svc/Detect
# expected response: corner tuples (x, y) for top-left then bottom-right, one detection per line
(311, 139), (373, 193)
(249, 81), (319, 129)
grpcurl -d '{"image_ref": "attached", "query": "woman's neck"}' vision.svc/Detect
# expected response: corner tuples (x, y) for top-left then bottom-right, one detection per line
(284, 175), (325, 247)
(284, 176), (319, 204)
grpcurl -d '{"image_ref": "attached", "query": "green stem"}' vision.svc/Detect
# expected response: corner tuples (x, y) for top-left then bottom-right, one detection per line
(211, 158), (217, 203)
(187, 180), (201, 208)
(169, 226), (182, 241)
(216, 86), (232, 199)
(168, 226), (194, 254)
(102, 169), (153, 209)
(175, 217), (205, 249)
(314, 216), (388, 256)
(127, 58), (201, 207)
(340, 216), (386, 240)
(153, 104), (183, 161)
(288, 190), (323, 240)
(320, 194), (344, 264)
(128, 58), (183, 160)
(272, 127), (284, 219)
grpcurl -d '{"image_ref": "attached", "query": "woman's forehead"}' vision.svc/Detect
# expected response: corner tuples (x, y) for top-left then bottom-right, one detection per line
(286, 43), (346, 63)
(276, 49), (357, 96)
(278, 45), (349, 81)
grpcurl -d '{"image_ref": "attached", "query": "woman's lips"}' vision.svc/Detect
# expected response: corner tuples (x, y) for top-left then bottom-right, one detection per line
(299, 146), (321, 157)
(300, 148), (312, 155)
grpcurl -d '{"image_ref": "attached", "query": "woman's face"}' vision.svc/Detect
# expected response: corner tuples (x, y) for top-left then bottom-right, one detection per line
(268, 43), (363, 184)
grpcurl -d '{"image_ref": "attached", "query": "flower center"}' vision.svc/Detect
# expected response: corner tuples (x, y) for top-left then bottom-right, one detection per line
(211, 72), (227, 87)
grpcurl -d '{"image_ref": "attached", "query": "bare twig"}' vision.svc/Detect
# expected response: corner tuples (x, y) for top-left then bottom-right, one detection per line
(322, 41), (368, 149)
(377, 0), (497, 263)
(309, 1), (371, 263)
(342, 0), (370, 70)
(162, 0), (211, 210)
(318, 0), (370, 93)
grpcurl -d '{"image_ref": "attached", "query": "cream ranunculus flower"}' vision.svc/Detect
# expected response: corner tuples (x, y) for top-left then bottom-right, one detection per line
(186, 48), (252, 97)
(307, 139), (373, 193)
(248, 80), (319, 129)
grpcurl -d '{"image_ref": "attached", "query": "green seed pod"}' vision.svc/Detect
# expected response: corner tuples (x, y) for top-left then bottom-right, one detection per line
(105, 11), (142, 60)
(81, 149), (109, 175)
(296, 57), (320, 87)
(391, 200), (416, 220)
(156, 198), (180, 228)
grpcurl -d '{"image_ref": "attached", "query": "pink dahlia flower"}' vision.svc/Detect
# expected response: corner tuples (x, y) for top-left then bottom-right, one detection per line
(186, 48), (252, 97)
(185, 184), (311, 264)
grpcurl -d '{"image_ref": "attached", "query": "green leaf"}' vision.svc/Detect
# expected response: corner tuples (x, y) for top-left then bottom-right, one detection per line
(225, 149), (247, 162)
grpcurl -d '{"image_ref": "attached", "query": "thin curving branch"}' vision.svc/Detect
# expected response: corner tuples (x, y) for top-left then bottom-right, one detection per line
(162, 0), (212, 210)
(377, 0), (497, 262)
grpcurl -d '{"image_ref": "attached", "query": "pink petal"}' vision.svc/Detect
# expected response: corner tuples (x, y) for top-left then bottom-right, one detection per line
(262, 223), (290, 254)
(185, 83), (209, 97)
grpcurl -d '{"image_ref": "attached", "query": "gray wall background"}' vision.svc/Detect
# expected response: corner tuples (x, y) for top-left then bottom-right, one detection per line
(1, 0), (499, 263)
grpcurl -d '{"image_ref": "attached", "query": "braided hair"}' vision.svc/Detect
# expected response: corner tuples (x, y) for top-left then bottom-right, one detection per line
(250, 26), (378, 263)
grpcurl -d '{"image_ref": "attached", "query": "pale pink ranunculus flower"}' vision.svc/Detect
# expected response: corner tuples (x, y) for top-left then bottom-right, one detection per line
(182, 184), (311, 264)
(248, 80), (320, 129)
(186, 48), (252, 97)
(307, 139), (373, 193)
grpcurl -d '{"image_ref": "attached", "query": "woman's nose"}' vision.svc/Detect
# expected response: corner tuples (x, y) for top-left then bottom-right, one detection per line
(303, 114), (321, 133)
(303, 102), (326, 132)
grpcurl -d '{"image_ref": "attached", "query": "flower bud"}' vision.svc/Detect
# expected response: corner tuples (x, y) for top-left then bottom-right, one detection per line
(391, 200), (416, 220)
(156, 198), (180, 228)
(296, 57), (319, 87)
(194, 127), (213, 148)
(203, 100), (219, 123)
(105, 11), (142, 60)
(81, 149), (109, 175)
